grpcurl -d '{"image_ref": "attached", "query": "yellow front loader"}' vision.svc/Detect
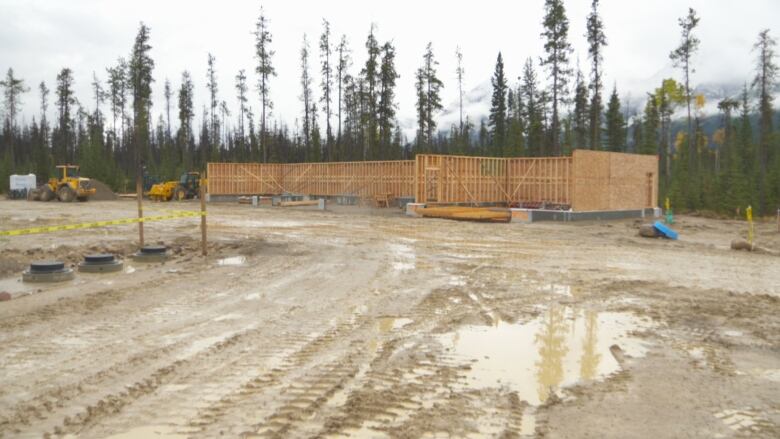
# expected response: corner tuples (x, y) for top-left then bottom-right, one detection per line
(146, 172), (203, 201)
(30, 165), (97, 202)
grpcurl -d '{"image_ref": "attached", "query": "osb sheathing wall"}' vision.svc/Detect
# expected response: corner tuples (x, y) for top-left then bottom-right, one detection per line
(571, 150), (658, 211)
(207, 161), (415, 199)
(414, 154), (572, 205)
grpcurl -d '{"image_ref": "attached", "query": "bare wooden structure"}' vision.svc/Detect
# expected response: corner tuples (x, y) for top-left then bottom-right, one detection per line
(414, 154), (572, 206)
(207, 161), (414, 200)
(207, 150), (658, 211)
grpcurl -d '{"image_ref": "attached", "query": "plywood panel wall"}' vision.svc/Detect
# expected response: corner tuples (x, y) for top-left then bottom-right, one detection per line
(571, 150), (658, 211)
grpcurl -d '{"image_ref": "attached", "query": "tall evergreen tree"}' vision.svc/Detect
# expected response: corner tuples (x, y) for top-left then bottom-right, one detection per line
(751, 29), (778, 214)
(235, 70), (248, 158)
(128, 22), (155, 174)
(414, 67), (427, 152)
(604, 85), (625, 152)
(206, 53), (219, 159)
(362, 24), (381, 159)
(1, 68), (30, 132)
(300, 34), (314, 158)
(455, 46), (465, 134)
(177, 71), (194, 168)
(319, 19), (334, 160)
(572, 65), (589, 150)
(585, 0), (606, 150)
(540, 0), (573, 155)
(254, 7), (276, 163)
(488, 52), (508, 155)
(669, 8), (700, 175)
(54, 68), (75, 164)
(521, 58), (544, 156)
(378, 41), (399, 159)
(335, 35), (351, 153)
(163, 78), (172, 140)
(423, 42), (443, 149)
(640, 92), (659, 156)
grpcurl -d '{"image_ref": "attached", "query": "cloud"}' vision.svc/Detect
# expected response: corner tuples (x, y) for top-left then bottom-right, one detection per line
(0, 0), (777, 134)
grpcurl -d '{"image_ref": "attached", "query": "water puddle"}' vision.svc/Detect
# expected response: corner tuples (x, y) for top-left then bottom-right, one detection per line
(389, 243), (416, 271)
(217, 256), (247, 266)
(439, 307), (651, 405)
(104, 425), (187, 438)
(377, 317), (413, 333)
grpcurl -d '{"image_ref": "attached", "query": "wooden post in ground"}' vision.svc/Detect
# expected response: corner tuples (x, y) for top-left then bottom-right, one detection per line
(200, 182), (207, 257)
(136, 173), (144, 246)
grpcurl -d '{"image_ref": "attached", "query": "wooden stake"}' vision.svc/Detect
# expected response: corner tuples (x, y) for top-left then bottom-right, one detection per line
(200, 182), (207, 257)
(136, 173), (144, 246)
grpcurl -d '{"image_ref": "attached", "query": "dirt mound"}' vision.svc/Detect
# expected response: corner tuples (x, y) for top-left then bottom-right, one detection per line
(89, 179), (117, 200)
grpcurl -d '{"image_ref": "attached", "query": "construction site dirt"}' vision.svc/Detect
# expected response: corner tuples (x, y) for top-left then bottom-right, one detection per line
(0, 199), (779, 438)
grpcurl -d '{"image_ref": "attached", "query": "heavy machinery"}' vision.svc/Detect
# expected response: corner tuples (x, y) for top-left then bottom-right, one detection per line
(146, 172), (203, 201)
(29, 165), (96, 202)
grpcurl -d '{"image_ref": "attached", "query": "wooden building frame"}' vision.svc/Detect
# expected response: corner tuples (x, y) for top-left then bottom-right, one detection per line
(207, 150), (658, 211)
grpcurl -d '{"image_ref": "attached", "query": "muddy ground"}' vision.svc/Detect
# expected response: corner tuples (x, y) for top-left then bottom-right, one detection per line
(0, 199), (778, 438)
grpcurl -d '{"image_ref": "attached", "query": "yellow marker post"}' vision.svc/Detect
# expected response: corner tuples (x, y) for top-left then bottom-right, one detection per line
(746, 205), (754, 246)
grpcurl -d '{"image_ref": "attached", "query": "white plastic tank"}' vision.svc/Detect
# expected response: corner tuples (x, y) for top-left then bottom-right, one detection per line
(10, 174), (36, 191)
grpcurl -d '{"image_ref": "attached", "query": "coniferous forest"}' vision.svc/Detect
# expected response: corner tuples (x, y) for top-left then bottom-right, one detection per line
(1, 0), (778, 215)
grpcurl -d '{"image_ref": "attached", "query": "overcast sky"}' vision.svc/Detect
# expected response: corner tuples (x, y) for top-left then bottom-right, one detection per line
(1, 0), (777, 135)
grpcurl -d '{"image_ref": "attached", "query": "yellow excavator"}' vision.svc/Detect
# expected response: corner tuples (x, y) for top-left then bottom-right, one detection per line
(29, 165), (96, 202)
(146, 172), (203, 201)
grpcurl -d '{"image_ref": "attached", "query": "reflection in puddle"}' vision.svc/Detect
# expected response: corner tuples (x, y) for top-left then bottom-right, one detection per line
(104, 425), (186, 438)
(440, 307), (651, 405)
(217, 256), (247, 266)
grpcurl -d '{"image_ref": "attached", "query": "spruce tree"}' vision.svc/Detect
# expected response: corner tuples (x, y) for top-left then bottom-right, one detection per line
(319, 19), (334, 160)
(300, 34), (314, 158)
(128, 22), (154, 174)
(488, 52), (507, 156)
(177, 71), (194, 168)
(640, 93), (659, 155)
(572, 66), (589, 150)
(235, 70), (249, 159)
(335, 35), (351, 154)
(206, 53), (219, 160)
(604, 85), (625, 152)
(254, 7), (276, 163)
(540, 0), (573, 156)
(414, 67), (427, 152)
(378, 42), (399, 159)
(586, 0), (606, 150)
(54, 68), (75, 164)
(521, 58), (544, 157)
(455, 46), (465, 134)
(362, 25), (380, 159)
(1, 68), (30, 133)
(751, 29), (778, 214)
(415, 43), (443, 150)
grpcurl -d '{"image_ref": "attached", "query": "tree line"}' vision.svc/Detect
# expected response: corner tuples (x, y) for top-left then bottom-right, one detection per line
(0, 0), (778, 215)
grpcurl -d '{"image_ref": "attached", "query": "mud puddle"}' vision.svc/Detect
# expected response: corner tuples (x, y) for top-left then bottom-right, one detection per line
(439, 307), (652, 405)
(101, 425), (187, 438)
(217, 256), (247, 266)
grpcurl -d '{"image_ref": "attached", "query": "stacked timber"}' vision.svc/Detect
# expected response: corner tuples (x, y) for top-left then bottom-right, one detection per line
(417, 206), (511, 223)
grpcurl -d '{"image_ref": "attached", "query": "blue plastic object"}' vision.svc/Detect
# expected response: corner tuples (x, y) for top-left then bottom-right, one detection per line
(653, 221), (678, 240)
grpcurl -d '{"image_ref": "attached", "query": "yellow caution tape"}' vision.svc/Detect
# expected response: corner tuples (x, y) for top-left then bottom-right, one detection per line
(0, 210), (205, 237)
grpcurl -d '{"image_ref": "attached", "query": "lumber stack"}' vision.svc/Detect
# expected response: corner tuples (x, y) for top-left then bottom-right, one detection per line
(417, 206), (511, 223)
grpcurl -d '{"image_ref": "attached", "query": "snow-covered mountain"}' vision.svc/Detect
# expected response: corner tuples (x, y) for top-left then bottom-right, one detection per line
(399, 77), (778, 141)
